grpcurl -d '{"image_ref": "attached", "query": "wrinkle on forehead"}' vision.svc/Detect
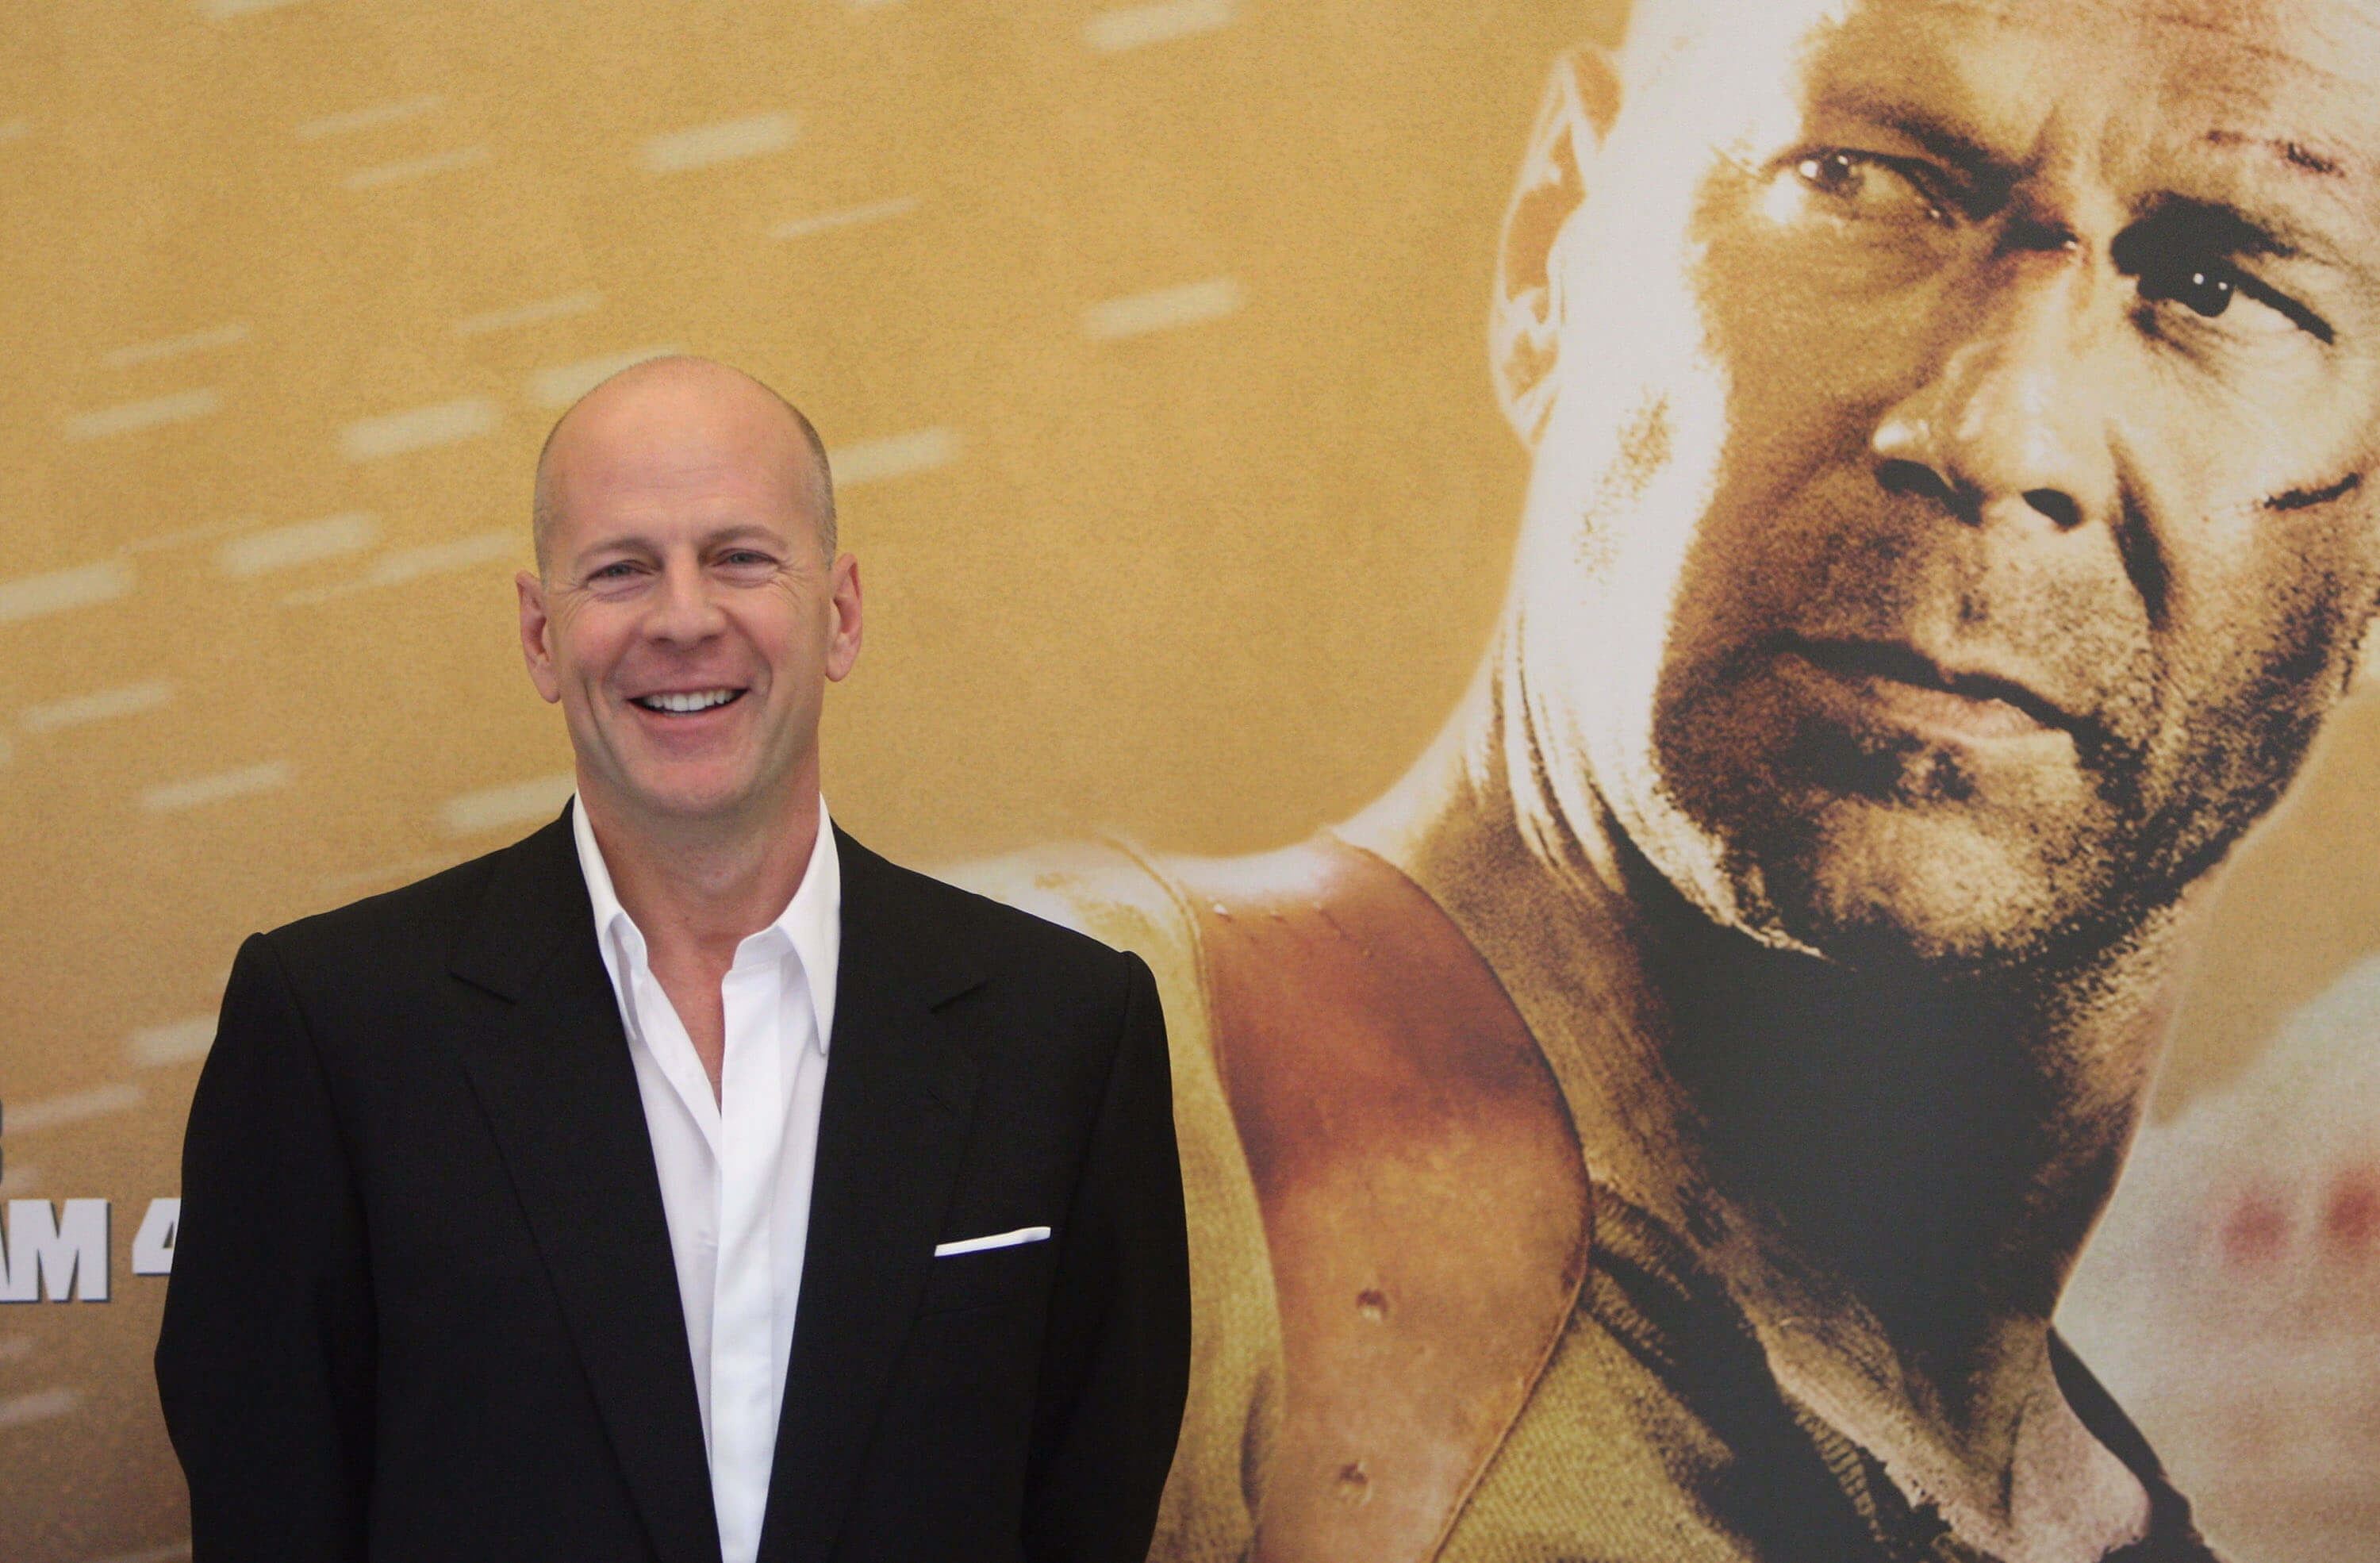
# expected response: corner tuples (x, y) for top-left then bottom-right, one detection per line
(1781, 0), (2380, 225)
(1636, 0), (2380, 68)
(2205, 130), (2347, 181)
(2189, 130), (2380, 240)
(1847, 0), (2380, 85)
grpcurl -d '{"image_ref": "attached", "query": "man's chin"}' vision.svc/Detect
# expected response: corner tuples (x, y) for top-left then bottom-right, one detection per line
(593, 765), (774, 828)
(1726, 801), (2114, 976)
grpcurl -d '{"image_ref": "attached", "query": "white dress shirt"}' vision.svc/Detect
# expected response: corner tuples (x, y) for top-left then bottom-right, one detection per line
(571, 797), (840, 1563)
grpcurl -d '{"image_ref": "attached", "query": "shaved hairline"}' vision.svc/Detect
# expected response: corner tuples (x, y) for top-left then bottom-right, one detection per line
(530, 359), (838, 578)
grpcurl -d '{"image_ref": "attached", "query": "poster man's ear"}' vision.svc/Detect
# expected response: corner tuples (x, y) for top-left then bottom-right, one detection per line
(1493, 47), (1624, 447)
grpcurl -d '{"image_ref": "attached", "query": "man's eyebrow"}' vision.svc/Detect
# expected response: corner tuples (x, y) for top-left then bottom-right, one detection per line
(2128, 194), (2301, 260)
(566, 522), (791, 574)
(1869, 109), (2021, 186)
(1810, 93), (2025, 199)
(702, 522), (788, 547)
(566, 532), (656, 568)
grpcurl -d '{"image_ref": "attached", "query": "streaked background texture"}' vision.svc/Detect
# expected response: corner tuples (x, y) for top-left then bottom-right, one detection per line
(0, 2), (2373, 1559)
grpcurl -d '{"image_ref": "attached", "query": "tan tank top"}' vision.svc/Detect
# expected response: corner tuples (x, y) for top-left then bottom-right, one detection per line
(1174, 835), (1591, 1563)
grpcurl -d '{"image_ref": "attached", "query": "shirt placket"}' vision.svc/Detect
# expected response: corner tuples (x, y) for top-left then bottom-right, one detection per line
(711, 940), (789, 1563)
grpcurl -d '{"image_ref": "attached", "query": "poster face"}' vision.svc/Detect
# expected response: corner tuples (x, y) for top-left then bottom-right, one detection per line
(3, 2), (2377, 1561)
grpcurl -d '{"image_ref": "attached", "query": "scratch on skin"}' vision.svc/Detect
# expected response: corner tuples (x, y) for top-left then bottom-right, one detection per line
(2266, 471), (2363, 512)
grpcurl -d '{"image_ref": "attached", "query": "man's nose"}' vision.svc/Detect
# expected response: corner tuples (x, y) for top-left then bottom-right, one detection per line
(647, 559), (727, 642)
(1869, 265), (2118, 535)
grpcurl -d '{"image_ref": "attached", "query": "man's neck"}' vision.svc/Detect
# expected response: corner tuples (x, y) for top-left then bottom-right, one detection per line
(580, 782), (823, 970)
(1342, 673), (2198, 1560)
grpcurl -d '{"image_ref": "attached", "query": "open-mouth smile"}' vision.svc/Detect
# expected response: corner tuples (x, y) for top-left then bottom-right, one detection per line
(629, 689), (747, 715)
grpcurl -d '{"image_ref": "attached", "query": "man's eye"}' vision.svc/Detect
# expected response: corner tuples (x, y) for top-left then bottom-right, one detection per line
(2136, 255), (2239, 320)
(1788, 150), (1948, 225)
(587, 562), (639, 581)
(2112, 226), (2332, 344)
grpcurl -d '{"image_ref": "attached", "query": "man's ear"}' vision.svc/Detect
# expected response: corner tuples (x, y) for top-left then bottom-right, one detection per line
(516, 569), (562, 704)
(1493, 46), (1624, 448)
(824, 554), (863, 683)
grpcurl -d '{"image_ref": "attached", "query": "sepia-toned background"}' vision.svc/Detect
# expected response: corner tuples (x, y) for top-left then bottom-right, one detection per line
(0, 2), (2374, 1559)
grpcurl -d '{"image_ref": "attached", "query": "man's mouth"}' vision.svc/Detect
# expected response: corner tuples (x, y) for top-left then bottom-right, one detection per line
(1781, 637), (2074, 740)
(629, 689), (745, 715)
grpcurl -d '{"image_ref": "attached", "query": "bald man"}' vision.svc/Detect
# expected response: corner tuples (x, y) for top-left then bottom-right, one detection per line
(156, 358), (1190, 1563)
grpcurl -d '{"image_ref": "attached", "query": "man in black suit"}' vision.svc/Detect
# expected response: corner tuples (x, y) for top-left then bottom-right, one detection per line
(155, 355), (1191, 1563)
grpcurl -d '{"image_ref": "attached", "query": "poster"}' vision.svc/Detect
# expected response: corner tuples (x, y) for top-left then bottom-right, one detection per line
(3, 2), (2375, 1559)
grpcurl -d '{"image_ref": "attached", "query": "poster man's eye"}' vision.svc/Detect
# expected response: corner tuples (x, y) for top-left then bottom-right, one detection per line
(2136, 254), (2237, 320)
(1789, 150), (1948, 225)
(2113, 223), (2333, 344)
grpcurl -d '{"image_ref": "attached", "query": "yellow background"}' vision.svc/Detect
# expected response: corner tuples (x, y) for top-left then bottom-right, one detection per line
(2, 2), (2375, 1558)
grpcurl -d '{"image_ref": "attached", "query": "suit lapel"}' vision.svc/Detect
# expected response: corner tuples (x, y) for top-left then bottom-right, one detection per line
(756, 830), (984, 1563)
(447, 808), (722, 1563)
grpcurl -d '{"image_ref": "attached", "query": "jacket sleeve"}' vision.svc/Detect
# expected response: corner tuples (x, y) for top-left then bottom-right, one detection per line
(155, 931), (376, 1563)
(1022, 950), (1193, 1562)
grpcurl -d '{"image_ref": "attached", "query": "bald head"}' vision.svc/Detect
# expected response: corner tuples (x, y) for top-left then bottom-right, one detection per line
(532, 356), (835, 578)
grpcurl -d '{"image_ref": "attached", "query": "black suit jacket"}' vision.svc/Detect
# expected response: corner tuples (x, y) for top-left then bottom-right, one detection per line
(155, 810), (1190, 1563)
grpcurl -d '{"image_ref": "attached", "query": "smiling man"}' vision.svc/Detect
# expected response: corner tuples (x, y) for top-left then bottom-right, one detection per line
(965, 2), (2380, 1560)
(156, 357), (1191, 1563)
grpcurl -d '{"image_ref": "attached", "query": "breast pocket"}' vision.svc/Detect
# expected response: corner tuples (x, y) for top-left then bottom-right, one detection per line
(919, 1231), (1054, 1316)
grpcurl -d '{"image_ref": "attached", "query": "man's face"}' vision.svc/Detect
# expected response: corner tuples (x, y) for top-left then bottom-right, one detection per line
(517, 366), (859, 832)
(1515, 0), (2380, 971)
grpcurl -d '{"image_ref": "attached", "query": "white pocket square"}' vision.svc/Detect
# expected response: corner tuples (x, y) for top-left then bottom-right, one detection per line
(934, 1225), (1052, 1258)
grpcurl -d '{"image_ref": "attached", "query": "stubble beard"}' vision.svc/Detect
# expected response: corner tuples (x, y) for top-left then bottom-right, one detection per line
(1648, 638), (2333, 993)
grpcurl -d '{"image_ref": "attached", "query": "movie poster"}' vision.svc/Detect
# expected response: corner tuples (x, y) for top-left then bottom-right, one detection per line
(2, 2), (2374, 1560)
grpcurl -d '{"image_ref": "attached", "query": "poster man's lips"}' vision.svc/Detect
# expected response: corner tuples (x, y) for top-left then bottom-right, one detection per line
(1783, 636), (2076, 737)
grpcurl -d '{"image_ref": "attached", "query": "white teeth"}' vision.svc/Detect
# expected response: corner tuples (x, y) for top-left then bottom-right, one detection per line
(636, 689), (736, 713)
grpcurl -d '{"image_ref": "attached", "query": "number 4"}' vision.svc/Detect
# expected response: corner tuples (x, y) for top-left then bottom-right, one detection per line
(132, 1198), (179, 1277)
